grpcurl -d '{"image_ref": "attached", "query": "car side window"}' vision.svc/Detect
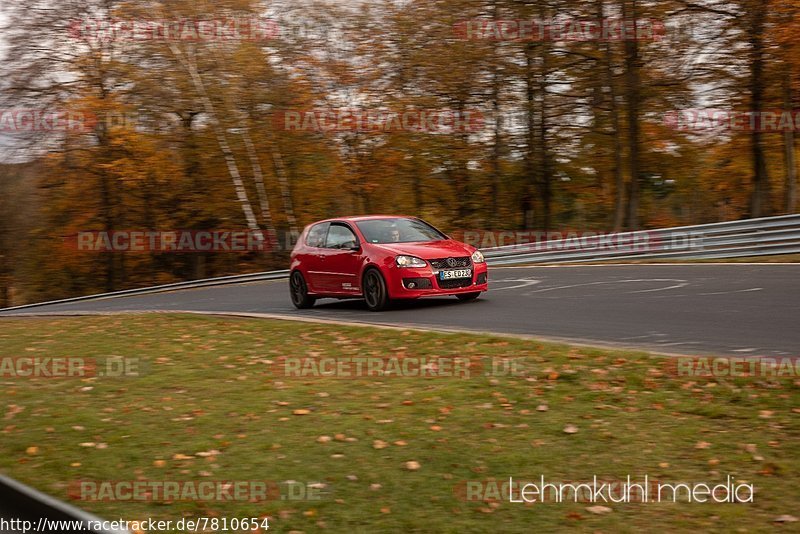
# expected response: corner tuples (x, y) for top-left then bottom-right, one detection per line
(325, 224), (358, 250)
(305, 223), (330, 248)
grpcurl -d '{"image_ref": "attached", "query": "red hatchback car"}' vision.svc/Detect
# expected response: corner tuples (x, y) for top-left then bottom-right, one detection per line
(289, 216), (489, 311)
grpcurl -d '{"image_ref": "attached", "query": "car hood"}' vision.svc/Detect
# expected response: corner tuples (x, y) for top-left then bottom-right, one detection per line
(372, 240), (474, 259)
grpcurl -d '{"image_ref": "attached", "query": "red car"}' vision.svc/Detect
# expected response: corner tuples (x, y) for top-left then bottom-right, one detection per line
(289, 216), (489, 311)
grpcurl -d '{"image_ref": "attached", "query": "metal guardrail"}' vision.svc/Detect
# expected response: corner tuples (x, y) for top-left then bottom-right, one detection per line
(1, 215), (798, 313)
(0, 270), (290, 312)
(0, 474), (129, 534)
(482, 214), (800, 266)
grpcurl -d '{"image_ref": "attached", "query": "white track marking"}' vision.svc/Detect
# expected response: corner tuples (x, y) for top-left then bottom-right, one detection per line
(653, 341), (703, 347)
(489, 278), (542, 291)
(525, 279), (688, 295)
(630, 283), (689, 293)
(695, 287), (764, 296)
(620, 333), (668, 340)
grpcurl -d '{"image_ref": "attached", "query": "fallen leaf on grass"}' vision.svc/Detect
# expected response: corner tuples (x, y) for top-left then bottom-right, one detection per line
(563, 425), (579, 434)
(404, 461), (421, 471)
(586, 506), (612, 515)
(5, 405), (24, 420)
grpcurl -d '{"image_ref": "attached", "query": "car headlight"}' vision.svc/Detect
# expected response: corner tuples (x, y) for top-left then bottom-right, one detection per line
(396, 255), (427, 268)
(471, 250), (485, 264)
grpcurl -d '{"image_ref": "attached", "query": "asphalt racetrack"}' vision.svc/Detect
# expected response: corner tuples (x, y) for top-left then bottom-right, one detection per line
(2, 264), (799, 357)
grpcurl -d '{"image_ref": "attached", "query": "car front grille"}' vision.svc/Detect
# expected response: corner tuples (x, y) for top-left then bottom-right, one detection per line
(437, 277), (474, 290)
(429, 256), (471, 270)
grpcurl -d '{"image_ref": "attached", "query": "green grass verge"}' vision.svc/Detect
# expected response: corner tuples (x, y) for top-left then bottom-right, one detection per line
(0, 314), (797, 533)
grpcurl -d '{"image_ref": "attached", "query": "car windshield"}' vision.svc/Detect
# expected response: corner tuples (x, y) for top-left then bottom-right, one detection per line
(356, 218), (447, 244)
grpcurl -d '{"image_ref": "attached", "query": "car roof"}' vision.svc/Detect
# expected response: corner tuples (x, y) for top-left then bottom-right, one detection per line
(316, 215), (415, 224)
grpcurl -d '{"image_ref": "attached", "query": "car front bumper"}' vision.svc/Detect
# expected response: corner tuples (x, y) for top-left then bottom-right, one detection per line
(386, 263), (489, 299)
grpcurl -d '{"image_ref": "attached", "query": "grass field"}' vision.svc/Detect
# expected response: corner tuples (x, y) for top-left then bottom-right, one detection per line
(0, 314), (798, 533)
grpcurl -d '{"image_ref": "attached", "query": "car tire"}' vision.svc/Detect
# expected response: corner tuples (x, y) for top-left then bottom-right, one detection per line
(290, 271), (316, 309)
(363, 268), (391, 311)
(456, 292), (481, 302)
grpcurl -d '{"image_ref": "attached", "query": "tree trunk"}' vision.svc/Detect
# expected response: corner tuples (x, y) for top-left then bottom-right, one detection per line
(241, 127), (279, 247)
(599, 0), (626, 232)
(749, 0), (771, 218)
(524, 43), (538, 230)
(168, 44), (265, 243)
(623, 0), (642, 231)
(783, 69), (797, 213)
(488, 2), (502, 226)
(538, 71), (553, 233)
(536, 2), (553, 233)
(263, 123), (300, 237)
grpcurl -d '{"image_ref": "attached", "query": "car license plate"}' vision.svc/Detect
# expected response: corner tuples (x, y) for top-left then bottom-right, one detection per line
(440, 269), (472, 280)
